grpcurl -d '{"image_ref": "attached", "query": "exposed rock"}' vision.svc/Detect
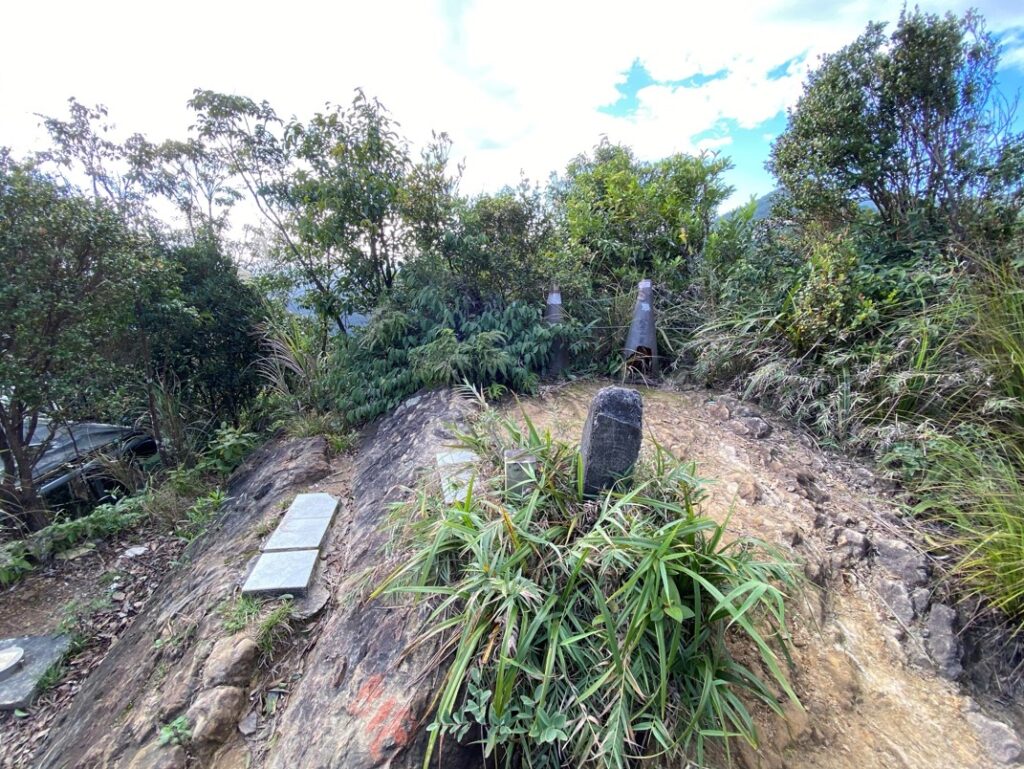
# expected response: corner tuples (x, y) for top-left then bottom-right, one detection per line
(291, 582), (331, 621)
(966, 711), (1023, 764)
(874, 536), (930, 587)
(187, 685), (246, 747)
(832, 528), (868, 567)
(238, 709), (259, 736)
(805, 558), (830, 587)
(126, 742), (185, 769)
(795, 471), (829, 504)
(579, 386), (643, 495)
(726, 416), (773, 439)
(706, 402), (731, 421)
(203, 635), (258, 688)
(263, 390), (479, 769)
(724, 473), (763, 505)
(911, 587), (932, 616)
(925, 604), (963, 680)
(879, 579), (916, 625)
(32, 437), (333, 768)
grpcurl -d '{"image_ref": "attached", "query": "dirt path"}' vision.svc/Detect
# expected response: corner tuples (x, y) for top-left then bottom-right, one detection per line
(509, 382), (999, 769)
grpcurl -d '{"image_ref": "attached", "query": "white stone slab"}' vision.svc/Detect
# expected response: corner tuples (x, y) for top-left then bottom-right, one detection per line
(0, 635), (70, 710)
(283, 493), (338, 522)
(436, 449), (479, 505)
(262, 516), (332, 553)
(435, 449), (478, 467)
(242, 550), (319, 596)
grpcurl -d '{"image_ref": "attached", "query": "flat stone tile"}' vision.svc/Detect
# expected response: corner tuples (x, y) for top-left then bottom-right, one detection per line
(436, 449), (479, 505)
(0, 635), (71, 710)
(441, 470), (475, 504)
(242, 550), (319, 596)
(262, 516), (332, 553)
(435, 449), (478, 466)
(283, 493), (338, 522)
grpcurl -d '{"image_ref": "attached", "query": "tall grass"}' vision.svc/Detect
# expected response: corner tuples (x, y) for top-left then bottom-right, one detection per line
(376, 403), (799, 768)
(913, 256), (1024, 627)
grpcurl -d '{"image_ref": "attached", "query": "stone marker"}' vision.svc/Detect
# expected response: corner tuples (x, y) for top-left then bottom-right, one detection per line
(436, 449), (479, 504)
(242, 550), (319, 596)
(624, 279), (658, 375)
(580, 386), (643, 496)
(262, 515), (332, 553)
(504, 449), (538, 499)
(544, 287), (569, 377)
(283, 492), (338, 522)
(0, 646), (24, 682)
(0, 635), (71, 710)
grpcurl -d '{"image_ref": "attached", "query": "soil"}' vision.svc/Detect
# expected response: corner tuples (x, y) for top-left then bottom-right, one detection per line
(506, 382), (1006, 769)
(0, 527), (184, 768)
(2, 384), (1020, 768)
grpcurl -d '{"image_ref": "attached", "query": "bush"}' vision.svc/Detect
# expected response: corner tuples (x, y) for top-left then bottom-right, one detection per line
(331, 288), (559, 425)
(377, 406), (799, 768)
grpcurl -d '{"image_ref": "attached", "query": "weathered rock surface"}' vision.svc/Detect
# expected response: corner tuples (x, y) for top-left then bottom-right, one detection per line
(263, 390), (479, 769)
(579, 386), (643, 495)
(125, 742), (185, 769)
(879, 579), (916, 626)
(187, 685), (246, 748)
(925, 603), (963, 680)
(966, 710), (1023, 764)
(874, 535), (930, 587)
(33, 437), (333, 768)
(727, 416), (773, 439)
(202, 635), (258, 688)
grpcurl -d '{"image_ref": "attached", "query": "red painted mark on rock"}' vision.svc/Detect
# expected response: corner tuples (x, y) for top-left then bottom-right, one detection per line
(367, 698), (413, 762)
(346, 674), (415, 761)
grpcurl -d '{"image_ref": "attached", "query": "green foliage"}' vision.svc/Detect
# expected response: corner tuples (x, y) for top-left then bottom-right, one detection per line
(175, 488), (227, 542)
(0, 156), (147, 528)
(158, 716), (192, 746)
(139, 237), (265, 420)
(769, 8), (1024, 244)
(434, 181), (566, 305)
(196, 424), (257, 475)
(221, 595), (262, 633)
(0, 495), (149, 586)
(255, 598), (294, 658)
(556, 140), (733, 290)
(332, 288), (557, 425)
(378, 407), (799, 768)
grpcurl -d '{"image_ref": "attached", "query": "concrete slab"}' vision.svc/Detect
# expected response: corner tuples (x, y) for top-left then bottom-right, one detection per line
(242, 550), (319, 596)
(0, 635), (71, 710)
(283, 493), (338, 522)
(262, 515), (332, 553)
(435, 449), (478, 467)
(436, 450), (479, 505)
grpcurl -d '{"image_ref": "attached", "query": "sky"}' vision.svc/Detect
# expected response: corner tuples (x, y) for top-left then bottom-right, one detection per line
(3, 0), (1024, 213)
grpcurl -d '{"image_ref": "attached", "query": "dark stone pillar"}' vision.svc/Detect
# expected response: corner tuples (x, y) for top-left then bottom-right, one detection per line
(579, 386), (643, 496)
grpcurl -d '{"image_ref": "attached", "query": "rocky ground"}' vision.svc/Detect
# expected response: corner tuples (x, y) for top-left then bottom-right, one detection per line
(1, 382), (1022, 768)
(510, 382), (1023, 769)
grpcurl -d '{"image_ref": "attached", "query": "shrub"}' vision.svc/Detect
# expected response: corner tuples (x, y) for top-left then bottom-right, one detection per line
(332, 288), (558, 425)
(377, 406), (799, 768)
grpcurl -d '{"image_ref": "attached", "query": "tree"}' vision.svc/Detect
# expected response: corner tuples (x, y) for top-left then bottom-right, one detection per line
(769, 9), (1024, 243)
(555, 141), (733, 288)
(190, 89), (458, 331)
(0, 157), (146, 530)
(437, 181), (559, 305)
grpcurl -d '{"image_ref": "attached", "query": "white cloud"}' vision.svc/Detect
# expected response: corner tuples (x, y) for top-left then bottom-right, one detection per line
(2, 0), (1022, 209)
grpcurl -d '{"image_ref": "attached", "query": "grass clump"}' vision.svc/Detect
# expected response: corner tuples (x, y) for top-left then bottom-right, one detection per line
(158, 715), (192, 746)
(377, 404), (799, 768)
